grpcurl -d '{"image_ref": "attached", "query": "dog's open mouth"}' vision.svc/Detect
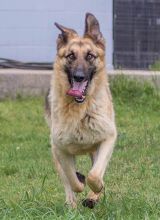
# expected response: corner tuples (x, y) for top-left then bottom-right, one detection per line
(66, 80), (88, 103)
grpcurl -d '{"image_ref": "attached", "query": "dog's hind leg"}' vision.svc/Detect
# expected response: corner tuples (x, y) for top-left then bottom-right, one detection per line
(87, 133), (116, 194)
(52, 147), (77, 208)
(53, 147), (85, 194)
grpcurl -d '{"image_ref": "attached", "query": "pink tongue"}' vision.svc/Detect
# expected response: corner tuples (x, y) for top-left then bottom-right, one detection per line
(67, 89), (82, 98)
(67, 81), (87, 98)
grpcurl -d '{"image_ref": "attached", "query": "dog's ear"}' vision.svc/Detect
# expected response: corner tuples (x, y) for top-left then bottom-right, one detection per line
(84, 13), (105, 49)
(55, 23), (78, 50)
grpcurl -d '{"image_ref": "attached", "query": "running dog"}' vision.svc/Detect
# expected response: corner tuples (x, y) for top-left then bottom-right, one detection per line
(45, 13), (117, 209)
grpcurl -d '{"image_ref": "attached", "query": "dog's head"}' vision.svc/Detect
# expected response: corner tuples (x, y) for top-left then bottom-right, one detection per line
(55, 13), (105, 103)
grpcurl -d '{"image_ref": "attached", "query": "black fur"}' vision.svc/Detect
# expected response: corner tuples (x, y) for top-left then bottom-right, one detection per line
(82, 198), (97, 209)
(76, 172), (85, 184)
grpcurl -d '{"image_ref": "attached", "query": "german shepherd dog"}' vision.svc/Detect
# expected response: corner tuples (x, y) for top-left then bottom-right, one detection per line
(45, 13), (117, 209)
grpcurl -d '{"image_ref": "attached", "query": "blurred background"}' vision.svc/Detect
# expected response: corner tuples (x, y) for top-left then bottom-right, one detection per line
(0, 0), (113, 68)
(0, 0), (160, 70)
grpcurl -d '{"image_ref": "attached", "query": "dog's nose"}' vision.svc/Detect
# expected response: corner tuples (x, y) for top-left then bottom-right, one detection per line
(73, 70), (85, 82)
(73, 74), (85, 82)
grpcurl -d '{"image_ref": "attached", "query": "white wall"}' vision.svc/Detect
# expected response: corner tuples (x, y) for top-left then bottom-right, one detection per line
(0, 0), (113, 69)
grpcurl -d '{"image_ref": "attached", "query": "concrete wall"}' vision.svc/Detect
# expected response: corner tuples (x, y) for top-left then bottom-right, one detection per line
(1, 69), (159, 100)
(0, 0), (113, 68)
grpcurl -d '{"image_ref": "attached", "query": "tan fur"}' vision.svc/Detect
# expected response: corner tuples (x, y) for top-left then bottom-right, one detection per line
(46, 13), (117, 208)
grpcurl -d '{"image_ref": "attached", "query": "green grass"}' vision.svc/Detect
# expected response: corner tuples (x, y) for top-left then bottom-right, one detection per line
(0, 77), (160, 219)
(150, 60), (160, 71)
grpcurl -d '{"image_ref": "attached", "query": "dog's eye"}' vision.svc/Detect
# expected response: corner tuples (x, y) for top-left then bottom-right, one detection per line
(86, 53), (96, 61)
(66, 53), (76, 61)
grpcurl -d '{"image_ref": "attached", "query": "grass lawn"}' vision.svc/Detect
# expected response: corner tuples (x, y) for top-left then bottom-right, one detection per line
(150, 60), (160, 71)
(0, 77), (160, 219)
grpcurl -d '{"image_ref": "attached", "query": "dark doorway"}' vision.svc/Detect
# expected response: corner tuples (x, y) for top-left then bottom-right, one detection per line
(113, 0), (160, 69)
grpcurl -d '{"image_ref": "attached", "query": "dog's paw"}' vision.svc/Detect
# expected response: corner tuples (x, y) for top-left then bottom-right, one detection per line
(76, 172), (85, 184)
(82, 198), (97, 209)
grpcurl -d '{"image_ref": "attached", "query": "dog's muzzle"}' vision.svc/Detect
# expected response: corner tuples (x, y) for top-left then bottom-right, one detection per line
(66, 70), (89, 103)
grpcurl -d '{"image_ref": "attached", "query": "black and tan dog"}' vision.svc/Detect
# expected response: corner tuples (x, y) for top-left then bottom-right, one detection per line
(45, 13), (117, 209)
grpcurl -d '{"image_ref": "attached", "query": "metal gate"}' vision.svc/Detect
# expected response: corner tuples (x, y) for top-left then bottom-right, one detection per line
(113, 0), (160, 69)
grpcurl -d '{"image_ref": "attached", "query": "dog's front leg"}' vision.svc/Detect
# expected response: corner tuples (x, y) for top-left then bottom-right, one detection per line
(53, 147), (85, 194)
(52, 147), (77, 208)
(87, 134), (116, 193)
(83, 135), (116, 208)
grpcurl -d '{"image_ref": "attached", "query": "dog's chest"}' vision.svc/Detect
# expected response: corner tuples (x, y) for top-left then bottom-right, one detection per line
(51, 104), (110, 150)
